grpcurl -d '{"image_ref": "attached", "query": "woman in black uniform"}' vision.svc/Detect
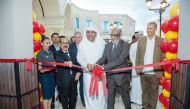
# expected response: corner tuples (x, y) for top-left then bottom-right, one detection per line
(36, 36), (55, 109)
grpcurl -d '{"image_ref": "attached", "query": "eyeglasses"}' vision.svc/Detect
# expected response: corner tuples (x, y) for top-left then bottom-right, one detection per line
(110, 34), (120, 37)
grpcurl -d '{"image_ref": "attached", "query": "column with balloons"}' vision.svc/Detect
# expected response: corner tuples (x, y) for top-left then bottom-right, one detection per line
(159, 2), (179, 109)
(32, 11), (45, 109)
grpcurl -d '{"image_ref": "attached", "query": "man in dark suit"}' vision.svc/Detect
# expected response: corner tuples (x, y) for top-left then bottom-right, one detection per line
(96, 28), (131, 109)
(49, 33), (60, 108)
(55, 38), (81, 109)
(136, 22), (164, 109)
(69, 32), (85, 106)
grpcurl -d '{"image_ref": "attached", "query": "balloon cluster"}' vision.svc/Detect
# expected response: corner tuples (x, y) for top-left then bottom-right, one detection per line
(32, 11), (45, 58)
(159, 2), (179, 109)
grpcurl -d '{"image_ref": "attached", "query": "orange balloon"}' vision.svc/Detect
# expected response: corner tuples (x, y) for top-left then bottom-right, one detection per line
(163, 88), (170, 98)
(165, 31), (178, 40)
(164, 71), (171, 79)
(166, 52), (177, 60)
(170, 2), (179, 17)
(33, 32), (41, 41)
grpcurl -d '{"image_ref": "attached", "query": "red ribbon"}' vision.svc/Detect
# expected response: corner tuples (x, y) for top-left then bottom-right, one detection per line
(26, 59), (33, 72)
(107, 59), (188, 74)
(89, 66), (108, 96)
(0, 58), (34, 72)
(1, 58), (190, 97)
(1, 58), (188, 73)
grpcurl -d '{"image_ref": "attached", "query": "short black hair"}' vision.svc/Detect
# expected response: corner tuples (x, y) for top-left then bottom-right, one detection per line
(134, 31), (139, 34)
(51, 33), (59, 38)
(132, 35), (136, 40)
(59, 36), (66, 39)
(70, 36), (74, 42)
(41, 35), (50, 42)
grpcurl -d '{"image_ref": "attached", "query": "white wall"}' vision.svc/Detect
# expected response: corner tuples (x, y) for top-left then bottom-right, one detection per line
(71, 5), (135, 40)
(98, 14), (135, 40)
(71, 4), (99, 34)
(0, 0), (33, 58)
(178, 0), (190, 59)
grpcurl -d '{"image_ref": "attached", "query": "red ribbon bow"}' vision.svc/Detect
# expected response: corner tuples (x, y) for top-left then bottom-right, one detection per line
(26, 58), (33, 72)
(89, 66), (108, 96)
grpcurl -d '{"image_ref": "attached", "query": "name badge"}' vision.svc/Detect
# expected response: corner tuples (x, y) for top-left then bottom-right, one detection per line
(45, 55), (49, 58)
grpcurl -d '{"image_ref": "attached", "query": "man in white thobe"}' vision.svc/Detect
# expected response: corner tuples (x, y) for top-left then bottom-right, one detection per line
(77, 26), (107, 109)
(129, 31), (143, 105)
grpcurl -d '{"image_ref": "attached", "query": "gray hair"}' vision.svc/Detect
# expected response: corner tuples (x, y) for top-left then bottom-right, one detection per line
(148, 21), (157, 29)
(112, 28), (122, 36)
(74, 31), (81, 37)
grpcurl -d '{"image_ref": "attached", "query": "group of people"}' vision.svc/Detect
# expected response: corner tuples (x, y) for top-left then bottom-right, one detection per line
(37, 32), (84, 109)
(37, 21), (164, 109)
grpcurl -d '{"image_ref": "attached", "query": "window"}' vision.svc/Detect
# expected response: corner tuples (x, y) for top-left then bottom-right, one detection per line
(115, 21), (120, 28)
(103, 20), (109, 32)
(75, 17), (80, 29)
(85, 19), (92, 27)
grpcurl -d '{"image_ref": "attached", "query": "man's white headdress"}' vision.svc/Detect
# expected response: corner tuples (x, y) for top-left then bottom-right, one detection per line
(80, 26), (105, 46)
(77, 26), (105, 66)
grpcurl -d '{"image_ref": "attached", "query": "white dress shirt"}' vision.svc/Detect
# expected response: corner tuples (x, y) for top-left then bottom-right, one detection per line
(54, 44), (60, 51)
(62, 50), (73, 75)
(142, 36), (155, 74)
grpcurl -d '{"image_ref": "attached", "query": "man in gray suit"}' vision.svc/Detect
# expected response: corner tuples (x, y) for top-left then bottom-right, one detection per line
(136, 22), (164, 109)
(96, 28), (131, 109)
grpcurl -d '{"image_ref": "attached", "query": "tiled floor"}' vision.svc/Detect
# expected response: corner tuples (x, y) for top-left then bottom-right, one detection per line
(54, 86), (162, 109)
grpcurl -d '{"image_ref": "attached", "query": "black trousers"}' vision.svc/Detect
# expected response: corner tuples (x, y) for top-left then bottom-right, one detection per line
(79, 74), (84, 102)
(107, 78), (131, 109)
(58, 78), (78, 109)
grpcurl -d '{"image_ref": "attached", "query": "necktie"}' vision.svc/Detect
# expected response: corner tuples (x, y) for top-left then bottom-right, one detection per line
(113, 43), (117, 49)
(112, 44), (117, 58)
(65, 52), (71, 61)
(65, 52), (73, 75)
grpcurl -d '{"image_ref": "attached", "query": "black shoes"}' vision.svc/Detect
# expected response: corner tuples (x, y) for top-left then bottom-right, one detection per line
(81, 101), (85, 107)
(51, 103), (55, 109)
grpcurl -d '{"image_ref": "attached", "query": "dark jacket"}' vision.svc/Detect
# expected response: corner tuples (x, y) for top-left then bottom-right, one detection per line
(96, 39), (131, 86)
(55, 49), (80, 88)
(69, 42), (78, 58)
(49, 44), (59, 58)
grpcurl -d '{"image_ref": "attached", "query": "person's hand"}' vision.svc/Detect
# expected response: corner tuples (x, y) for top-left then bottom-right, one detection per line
(65, 61), (73, 67)
(156, 75), (161, 79)
(94, 64), (104, 71)
(68, 61), (73, 67)
(53, 62), (56, 67)
(40, 68), (50, 73)
(75, 72), (81, 81)
(87, 64), (94, 71)
(94, 64), (100, 67)
(136, 69), (140, 75)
